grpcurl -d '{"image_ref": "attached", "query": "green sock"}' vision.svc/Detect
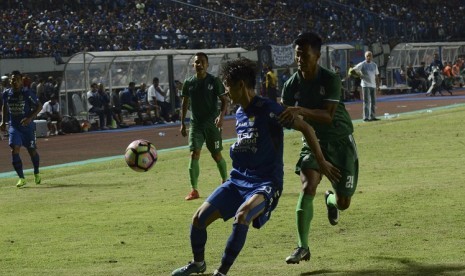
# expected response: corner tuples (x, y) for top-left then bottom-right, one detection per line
(326, 192), (338, 208)
(216, 158), (228, 182)
(189, 159), (199, 189)
(296, 193), (314, 248)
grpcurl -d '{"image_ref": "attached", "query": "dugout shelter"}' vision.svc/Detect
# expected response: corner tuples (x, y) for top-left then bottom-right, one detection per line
(59, 48), (247, 118)
(386, 42), (465, 87)
(319, 43), (356, 94)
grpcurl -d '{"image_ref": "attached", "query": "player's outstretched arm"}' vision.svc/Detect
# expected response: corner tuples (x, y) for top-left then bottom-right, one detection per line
(291, 116), (341, 184)
(279, 102), (336, 125)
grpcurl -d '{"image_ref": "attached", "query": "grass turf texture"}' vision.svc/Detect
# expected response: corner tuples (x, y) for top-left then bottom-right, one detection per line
(1, 106), (465, 276)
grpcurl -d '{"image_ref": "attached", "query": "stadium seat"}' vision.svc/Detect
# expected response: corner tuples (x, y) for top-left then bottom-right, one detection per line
(72, 93), (98, 123)
(393, 70), (411, 93)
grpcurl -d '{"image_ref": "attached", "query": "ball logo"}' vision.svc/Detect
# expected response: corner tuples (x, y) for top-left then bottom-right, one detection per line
(124, 139), (158, 172)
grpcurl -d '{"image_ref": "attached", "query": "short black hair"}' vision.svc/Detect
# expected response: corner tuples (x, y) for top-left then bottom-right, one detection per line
(11, 70), (21, 76)
(195, 52), (208, 62)
(293, 32), (322, 53)
(221, 57), (256, 89)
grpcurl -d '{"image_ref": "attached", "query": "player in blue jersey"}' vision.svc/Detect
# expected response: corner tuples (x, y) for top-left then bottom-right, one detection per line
(0, 71), (43, 187)
(171, 58), (340, 276)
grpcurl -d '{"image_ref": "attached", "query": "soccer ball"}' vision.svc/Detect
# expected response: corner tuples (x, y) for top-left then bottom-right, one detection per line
(124, 139), (158, 172)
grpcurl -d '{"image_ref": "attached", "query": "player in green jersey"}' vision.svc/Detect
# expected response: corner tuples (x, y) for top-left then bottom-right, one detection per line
(180, 52), (229, 200)
(279, 32), (359, 264)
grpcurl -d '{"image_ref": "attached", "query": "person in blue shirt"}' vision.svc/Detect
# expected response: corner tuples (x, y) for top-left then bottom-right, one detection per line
(171, 58), (341, 276)
(0, 71), (43, 187)
(119, 81), (144, 124)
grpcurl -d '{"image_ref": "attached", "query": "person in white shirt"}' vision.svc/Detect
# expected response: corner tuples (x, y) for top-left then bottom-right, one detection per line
(147, 77), (171, 123)
(36, 94), (64, 135)
(353, 51), (380, 121)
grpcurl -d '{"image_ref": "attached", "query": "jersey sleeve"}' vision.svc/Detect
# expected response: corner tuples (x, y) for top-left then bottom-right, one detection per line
(281, 78), (297, 107)
(214, 76), (226, 97)
(266, 100), (286, 126)
(324, 72), (342, 102)
(181, 79), (190, 97)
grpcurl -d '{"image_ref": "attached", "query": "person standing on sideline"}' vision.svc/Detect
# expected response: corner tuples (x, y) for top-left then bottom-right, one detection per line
(171, 57), (340, 276)
(180, 52), (228, 200)
(265, 64), (279, 102)
(353, 51), (380, 121)
(279, 32), (359, 264)
(0, 71), (43, 187)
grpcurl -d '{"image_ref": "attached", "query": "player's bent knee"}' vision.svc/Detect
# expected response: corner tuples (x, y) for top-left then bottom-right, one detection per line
(234, 211), (251, 226)
(192, 203), (219, 228)
(336, 196), (351, 210)
(191, 150), (201, 159)
(192, 215), (203, 228)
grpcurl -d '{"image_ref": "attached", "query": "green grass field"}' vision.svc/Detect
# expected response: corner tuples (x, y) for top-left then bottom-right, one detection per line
(1, 106), (465, 276)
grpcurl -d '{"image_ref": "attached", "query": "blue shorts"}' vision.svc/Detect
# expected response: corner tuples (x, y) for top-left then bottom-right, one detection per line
(206, 179), (282, 229)
(9, 124), (37, 149)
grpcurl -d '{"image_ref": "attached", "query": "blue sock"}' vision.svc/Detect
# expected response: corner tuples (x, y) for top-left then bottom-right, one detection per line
(190, 224), (207, 262)
(219, 223), (249, 274)
(30, 151), (40, 174)
(12, 153), (24, 178)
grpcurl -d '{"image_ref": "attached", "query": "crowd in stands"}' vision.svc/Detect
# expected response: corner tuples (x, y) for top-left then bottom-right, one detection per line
(1, 0), (465, 59)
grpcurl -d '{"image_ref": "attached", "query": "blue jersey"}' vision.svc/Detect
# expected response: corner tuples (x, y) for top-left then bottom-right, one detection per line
(120, 88), (136, 105)
(229, 96), (284, 188)
(2, 87), (40, 128)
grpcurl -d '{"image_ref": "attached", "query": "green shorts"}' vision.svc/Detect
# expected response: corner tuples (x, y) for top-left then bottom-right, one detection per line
(295, 134), (359, 197)
(189, 120), (223, 154)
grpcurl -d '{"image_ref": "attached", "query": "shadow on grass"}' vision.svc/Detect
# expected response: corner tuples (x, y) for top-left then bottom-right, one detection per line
(300, 257), (465, 276)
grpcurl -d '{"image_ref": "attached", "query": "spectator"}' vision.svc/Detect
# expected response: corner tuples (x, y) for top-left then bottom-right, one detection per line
(406, 64), (422, 92)
(109, 88), (127, 128)
(1, 75), (9, 93)
(42, 76), (55, 103)
(147, 77), (171, 123)
(119, 81), (144, 124)
(2, 1), (465, 58)
(451, 60), (464, 87)
(442, 61), (454, 89)
(35, 78), (45, 102)
(136, 82), (154, 123)
(97, 83), (115, 129)
(414, 61), (429, 91)
(264, 64), (278, 102)
(30, 75), (39, 94)
(86, 83), (108, 130)
(36, 94), (65, 136)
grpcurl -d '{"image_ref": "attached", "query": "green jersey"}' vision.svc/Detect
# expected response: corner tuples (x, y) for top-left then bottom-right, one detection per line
(182, 73), (225, 124)
(282, 66), (353, 141)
